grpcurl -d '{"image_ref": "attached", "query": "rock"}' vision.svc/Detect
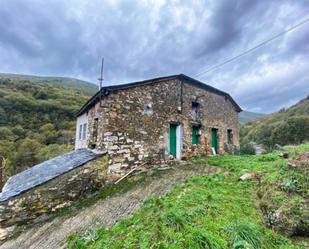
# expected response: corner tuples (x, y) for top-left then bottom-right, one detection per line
(157, 166), (171, 171)
(288, 161), (296, 168)
(279, 152), (289, 159)
(0, 228), (8, 241)
(239, 172), (257, 181)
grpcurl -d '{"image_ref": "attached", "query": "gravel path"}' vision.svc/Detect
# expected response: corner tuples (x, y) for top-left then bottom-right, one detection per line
(0, 163), (220, 249)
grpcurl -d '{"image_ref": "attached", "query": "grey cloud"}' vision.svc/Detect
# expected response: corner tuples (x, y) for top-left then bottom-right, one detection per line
(0, 0), (308, 113)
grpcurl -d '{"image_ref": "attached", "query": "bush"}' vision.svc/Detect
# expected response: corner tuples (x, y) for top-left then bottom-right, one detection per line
(240, 143), (256, 155)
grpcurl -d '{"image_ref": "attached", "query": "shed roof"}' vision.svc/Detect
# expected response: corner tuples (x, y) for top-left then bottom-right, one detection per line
(0, 149), (97, 202)
(76, 74), (242, 116)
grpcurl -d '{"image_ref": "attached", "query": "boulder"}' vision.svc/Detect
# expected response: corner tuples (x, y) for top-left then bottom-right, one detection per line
(0, 228), (8, 241)
(239, 172), (257, 181)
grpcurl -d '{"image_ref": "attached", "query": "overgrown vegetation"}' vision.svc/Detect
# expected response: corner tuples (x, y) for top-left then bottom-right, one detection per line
(0, 76), (96, 179)
(239, 142), (256, 155)
(66, 144), (309, 249)
(240, 96), (309, 150)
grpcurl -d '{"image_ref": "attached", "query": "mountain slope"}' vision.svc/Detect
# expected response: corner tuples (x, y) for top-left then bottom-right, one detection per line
(0, 73), (97, 96)
(239, 110), (266, 123)
(241, 95), (309, 147)
(0, 74), (94, 179)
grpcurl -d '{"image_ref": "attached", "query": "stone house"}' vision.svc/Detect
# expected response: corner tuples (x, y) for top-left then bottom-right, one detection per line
(75, 74), (242, 176)
(0, 74), (241, 240)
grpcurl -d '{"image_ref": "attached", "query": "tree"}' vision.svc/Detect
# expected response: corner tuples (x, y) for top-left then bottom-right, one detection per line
(0, 127), (15, 141)
(273, 117), (309, 145)
(13, 138), (42, 172)
(38, 123), (59, 145)
(36, 144), (71, 162)
(255, 125), (275, 150)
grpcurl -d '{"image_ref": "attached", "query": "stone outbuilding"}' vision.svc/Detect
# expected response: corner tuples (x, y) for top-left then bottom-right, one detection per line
(0, 149), (108, 240)
(75, 74), (242, 176)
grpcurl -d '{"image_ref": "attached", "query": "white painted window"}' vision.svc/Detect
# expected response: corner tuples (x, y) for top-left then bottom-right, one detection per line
(79, 124), (82, 140)
(75, 113), (88, 150)
(82, 123), (87, 140)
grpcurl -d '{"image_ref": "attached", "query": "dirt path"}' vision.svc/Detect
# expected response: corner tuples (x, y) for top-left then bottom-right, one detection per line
(1, 163), (220, 249)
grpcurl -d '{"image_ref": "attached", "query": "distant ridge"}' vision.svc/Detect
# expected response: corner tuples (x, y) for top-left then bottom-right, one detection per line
(239, 110), (266, 123)
(0, 73), (98, 96)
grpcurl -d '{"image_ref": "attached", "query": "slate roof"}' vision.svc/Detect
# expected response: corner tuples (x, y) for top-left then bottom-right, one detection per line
(0, 149), (97, 202)
(76, 74), (242, 116)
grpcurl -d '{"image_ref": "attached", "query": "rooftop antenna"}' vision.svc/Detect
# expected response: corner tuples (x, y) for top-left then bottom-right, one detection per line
(98, 57), (104, 107)
(0, 156), (4, 193)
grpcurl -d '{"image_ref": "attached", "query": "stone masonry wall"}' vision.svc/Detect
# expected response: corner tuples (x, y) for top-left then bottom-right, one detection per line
(85, 78), (239, 179)
(0, 155), (108, 239)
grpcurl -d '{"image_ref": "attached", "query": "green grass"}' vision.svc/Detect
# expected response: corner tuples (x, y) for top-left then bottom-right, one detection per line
(66, 144), (308, 249)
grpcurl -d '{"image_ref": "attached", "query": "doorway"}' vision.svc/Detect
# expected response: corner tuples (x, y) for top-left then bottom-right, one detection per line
(211, 128), (218, 153)
(169, 124), (182, 158)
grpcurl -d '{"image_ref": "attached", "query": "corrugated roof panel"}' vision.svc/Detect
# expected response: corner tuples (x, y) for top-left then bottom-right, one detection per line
(0, 149), (97, 202)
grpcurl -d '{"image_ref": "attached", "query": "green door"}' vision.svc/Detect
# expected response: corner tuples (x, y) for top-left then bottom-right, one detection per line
(192, 126), (199, 145)
(170, 124), (177, 157)
(211, 128), (218, 153)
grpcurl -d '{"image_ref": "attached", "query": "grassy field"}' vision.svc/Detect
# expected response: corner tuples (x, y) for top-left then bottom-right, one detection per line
(66, 144), (309, 249)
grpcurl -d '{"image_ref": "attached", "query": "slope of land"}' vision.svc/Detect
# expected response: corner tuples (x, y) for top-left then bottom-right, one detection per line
(1, 144), (308, 249)
(241, 96), (309, 147)
(0, 163), (221, 249)
(0, 73), (97, 96)
(65, 144), (308, 249)
(239, 110), (266, 123)
(0, 74), (96, 179)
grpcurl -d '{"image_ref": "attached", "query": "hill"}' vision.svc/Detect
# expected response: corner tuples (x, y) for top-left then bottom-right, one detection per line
(240, 95), (309, 148)
(239, 110), (266, 123)
(0, 74), (95, 179)
(0, 73), (98, 96)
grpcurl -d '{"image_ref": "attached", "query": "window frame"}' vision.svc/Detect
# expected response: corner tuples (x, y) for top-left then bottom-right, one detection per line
(79, 124), (82, 140)
(227, 129), (233, 144)
(82, 123), (87, 140)
(192, 125), (201, 145)
(92, 118), (99, 143)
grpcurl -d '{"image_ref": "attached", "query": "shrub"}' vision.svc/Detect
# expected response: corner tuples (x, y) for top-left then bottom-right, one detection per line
(240, 143), (256, 155)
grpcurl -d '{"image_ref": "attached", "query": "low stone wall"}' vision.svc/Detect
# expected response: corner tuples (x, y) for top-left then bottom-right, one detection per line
(0, 154), (108, 240)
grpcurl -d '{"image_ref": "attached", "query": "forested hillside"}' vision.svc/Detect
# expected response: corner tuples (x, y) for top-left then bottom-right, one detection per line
(0, 73), (98, 96)
(241, 95), (309, 149)
(0, 75), (96, 180)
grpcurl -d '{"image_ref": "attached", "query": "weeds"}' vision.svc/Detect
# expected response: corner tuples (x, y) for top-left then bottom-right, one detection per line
(281, 177), (300, 193)
(66, 144), (309, 249)
(225, 221), (263, 249)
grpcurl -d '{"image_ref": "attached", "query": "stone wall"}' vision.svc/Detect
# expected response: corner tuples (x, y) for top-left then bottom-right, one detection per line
(0, 154), (108, 239)
(85, 78), (239, 178)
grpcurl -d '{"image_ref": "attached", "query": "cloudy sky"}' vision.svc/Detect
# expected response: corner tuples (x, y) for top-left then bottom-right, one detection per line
(0, 0), (308, 113)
